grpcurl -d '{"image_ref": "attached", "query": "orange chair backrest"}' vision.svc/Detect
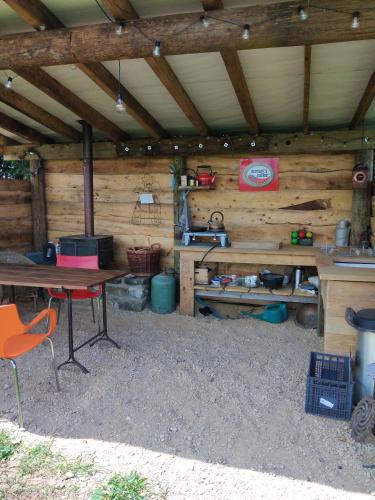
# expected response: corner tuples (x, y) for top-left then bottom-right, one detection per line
(56, 254), (99, 270)
(0, 304), (26, 357)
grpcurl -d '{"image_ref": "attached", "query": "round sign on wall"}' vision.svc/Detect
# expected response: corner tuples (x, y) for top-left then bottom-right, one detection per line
(239, 158), (279, 191)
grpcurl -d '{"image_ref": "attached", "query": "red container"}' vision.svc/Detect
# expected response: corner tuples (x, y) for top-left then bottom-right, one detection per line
(196, 165), (216, 186)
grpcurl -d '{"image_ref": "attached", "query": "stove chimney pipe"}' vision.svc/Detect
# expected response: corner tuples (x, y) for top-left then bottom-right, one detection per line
(81, 120), (94, 237)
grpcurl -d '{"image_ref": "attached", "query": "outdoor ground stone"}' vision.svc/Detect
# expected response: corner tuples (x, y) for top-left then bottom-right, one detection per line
(1, 303), (375, 499)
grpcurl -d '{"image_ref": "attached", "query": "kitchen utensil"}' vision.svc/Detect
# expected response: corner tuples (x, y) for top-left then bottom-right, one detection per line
(240, 303), (288, 324)
(208, 211), (225, 231)
(261, 272), (284, 290)
(196, 165), (216, 186)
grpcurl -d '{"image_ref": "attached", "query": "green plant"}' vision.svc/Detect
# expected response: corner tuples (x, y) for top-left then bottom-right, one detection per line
(57, 454), (96, 477)
(0, 431), (19, 461)
(91, 471), (165, 500)
(0, 156), (30, 180)
(19, 443), (55, 476)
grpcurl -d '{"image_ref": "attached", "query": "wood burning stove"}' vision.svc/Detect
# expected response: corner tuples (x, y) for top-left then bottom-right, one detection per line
(59, 121), (113, 268)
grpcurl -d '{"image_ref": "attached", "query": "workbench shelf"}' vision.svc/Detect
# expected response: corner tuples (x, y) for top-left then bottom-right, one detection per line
(194, 284), (318, 305)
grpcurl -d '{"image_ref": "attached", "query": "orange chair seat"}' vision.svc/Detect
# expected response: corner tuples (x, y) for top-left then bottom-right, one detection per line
(48, 288), (100, 300)
(3, 333), (49, 358)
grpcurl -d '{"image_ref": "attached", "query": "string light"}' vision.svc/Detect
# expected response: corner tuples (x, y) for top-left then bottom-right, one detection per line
(4, 77), (13, 89)
(115, 22), (124, 35)
(298, 6), (308, 21)
(351, 11), (360, 29)
(242, 24), (250, 40)
(115, 60), (125, 112)
(39, 24), (46, 31)
(153, 40), (161, 57)
(200, 15), (209, 28)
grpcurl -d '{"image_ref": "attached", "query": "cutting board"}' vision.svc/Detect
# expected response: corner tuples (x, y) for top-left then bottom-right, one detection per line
(230, 240), (281, 250)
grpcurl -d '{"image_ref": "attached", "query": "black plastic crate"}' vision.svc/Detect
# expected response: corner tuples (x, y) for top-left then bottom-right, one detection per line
(305, 352), (353, 420)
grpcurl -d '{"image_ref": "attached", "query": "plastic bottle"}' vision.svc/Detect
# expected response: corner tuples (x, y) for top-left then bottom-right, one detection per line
(335, 220), (350, 247)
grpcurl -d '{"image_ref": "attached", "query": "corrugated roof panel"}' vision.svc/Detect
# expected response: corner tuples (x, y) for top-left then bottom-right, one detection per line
(165, 52), (246, 133)
(309, 40), (375, 129)
(238, 46), (304, 131)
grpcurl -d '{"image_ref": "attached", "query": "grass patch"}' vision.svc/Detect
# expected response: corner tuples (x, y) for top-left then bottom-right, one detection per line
(92, 471), (166, 500)
(0, 431), (19, 461)
(19, 441), (95, 478)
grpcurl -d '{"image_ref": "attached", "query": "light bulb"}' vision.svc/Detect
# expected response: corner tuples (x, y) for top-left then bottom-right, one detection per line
(298, 6), (308, 21)
(153, 40), (161, 57)
(351, 11), (360, 29)
(115, 22), (124, 35)
(39, 24), (46, 31)
(242, 24), (250, 40)
(4, 77), (13, 89)
(200, 15), (209, 28)
(115, 93), (125, 112)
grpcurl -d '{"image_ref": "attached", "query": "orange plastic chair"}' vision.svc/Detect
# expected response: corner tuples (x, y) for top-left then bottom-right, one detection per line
(0, 304), (60, 428)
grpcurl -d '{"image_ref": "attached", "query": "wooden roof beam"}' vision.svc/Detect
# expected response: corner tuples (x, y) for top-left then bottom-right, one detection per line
(3, 0), (63, 29)
(220, 48), (259, 135)
(98, 2), (206, 136)
(77, 62), (167, 138)
(145, 56), (208, 136)
(350, 69), (375, 130)
(5, 0), (166, 139)
(0, 110), (49, 143)
(14, 66), (128, 142)
(0, 85), (81, 142)
(303, 45), (311, 134)
(0, 1), (374, 68)
(100, 0), (138, 21)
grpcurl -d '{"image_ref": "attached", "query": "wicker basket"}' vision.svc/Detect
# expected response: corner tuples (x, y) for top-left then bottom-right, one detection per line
(126, 244), (161, 274)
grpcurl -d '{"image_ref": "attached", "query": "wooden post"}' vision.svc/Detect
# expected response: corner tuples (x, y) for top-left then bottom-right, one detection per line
(172, 156), (186, 276)
(30, 158), (47, 251)
(350, 150), (374, 246)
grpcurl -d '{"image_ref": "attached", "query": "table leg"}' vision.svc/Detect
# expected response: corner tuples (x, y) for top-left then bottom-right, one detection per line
(89, 284), (120, 349)
(179, 255), (195, 316)
(58, 290), (89, 374)
(10, 285), (16, 303)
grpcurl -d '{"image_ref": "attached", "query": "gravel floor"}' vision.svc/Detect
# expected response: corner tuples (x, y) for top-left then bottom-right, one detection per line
(1, 302), (375, 499)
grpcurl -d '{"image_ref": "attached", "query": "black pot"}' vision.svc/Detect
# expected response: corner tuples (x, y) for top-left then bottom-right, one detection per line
(261, 273), (284, 290)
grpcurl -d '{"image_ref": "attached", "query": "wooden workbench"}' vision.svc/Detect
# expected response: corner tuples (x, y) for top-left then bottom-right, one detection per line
(177, 245), (317, 316)
(177, 244), (375, 356)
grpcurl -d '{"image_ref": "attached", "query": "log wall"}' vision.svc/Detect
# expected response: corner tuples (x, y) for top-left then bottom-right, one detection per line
(44, 158), (174, 267)
(187, 153), (354, 244)
(44, 153), (354, 269)
(0, 179), (33, 253)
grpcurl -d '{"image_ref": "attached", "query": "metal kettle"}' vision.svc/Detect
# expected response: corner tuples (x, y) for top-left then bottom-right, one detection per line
(208, 211), (225, 231)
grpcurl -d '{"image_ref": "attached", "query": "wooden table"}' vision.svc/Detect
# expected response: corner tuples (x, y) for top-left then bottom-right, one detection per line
(177, 245), (317, 316)
(0, 263), (127, 373)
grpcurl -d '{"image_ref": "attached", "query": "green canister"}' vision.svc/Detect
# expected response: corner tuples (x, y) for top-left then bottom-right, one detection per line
(151, 271), (176, 314)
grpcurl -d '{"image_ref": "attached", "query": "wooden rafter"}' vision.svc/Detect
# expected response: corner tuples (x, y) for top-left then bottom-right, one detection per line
(145, 56), (208, 136)
(14, 66), (128, 142)
(76, 62), (166, 138)
(3, 0), (63, 29)
(0, 133), (19, 145)
(350, 69), (375, 130)
(0, 1), (374, 68)
(100, 0), (138, 21)
(0, 85), (81, 142)
(220, 48), (259, 135)
(303, 45), (311, 134)
(0, 110), (49, 143)
(102, 1), (208, 137)
(202, 0), (223, 10)
(6, 0), (166, 139)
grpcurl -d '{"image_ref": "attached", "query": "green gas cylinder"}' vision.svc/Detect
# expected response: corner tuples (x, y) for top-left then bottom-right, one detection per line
(151, 270), (176, 314)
